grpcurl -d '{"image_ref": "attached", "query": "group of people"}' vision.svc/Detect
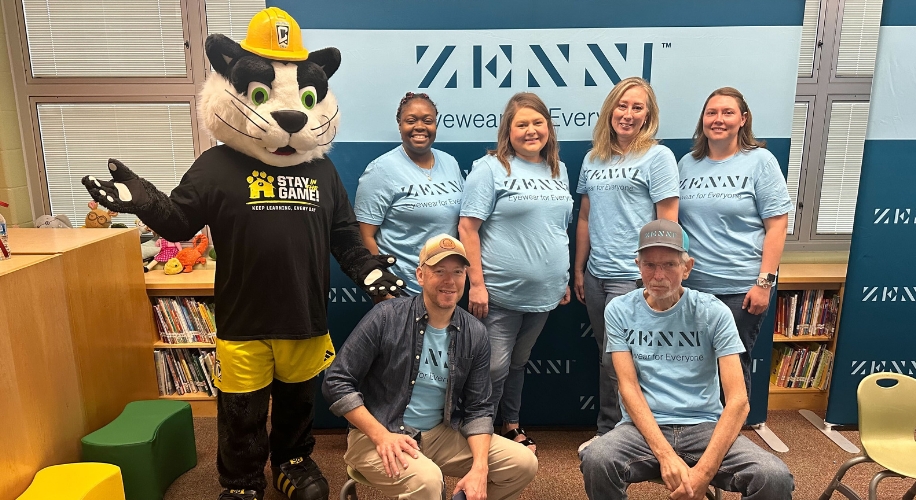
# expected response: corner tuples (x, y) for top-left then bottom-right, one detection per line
(322, 78), (796, 499)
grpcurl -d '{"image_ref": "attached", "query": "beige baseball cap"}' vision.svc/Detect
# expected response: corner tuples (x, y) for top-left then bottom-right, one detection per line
(419, 234), (470, 266)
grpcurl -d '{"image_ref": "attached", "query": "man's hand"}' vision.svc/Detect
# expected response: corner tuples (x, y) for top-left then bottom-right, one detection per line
(468, 284), (489, 319)
(454, 466), (488, 500)
(742, 284), (771, 315)
(659, 453), (692, 495)
(667, 468), (712, 500)
(371, 431), (419, 478)
(559, 286), (571, 305)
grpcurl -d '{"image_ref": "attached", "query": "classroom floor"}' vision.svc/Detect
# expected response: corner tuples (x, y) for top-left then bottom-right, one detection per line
(165, 410), (915, 499)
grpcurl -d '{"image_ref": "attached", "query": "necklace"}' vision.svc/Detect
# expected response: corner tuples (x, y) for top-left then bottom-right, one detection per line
(405, 146), (434, 181)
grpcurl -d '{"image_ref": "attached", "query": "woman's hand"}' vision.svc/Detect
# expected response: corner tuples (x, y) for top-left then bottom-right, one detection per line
(469, 284), (489, 319)
(743, 285), (771, 315)
(574, 269), (586, 304)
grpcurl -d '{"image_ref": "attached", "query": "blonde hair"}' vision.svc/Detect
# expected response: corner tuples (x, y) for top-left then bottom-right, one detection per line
(590, 77), (659, 162)
(488, 92), (560, 178)
(691, 87), (766, 160)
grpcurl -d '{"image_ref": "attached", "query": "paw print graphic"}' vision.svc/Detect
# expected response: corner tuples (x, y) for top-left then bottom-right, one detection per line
(247, 171), (275, 199)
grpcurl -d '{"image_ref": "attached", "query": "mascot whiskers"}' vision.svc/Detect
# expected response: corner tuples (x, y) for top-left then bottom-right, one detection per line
(82, 8), (403, 500)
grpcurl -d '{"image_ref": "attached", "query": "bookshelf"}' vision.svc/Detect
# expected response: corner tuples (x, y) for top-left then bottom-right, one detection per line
(768, 263), (847, 411)
(145, 266), (217, 416)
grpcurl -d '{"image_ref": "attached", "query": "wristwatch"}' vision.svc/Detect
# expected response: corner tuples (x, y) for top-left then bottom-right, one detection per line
(756, 272), (777, 289)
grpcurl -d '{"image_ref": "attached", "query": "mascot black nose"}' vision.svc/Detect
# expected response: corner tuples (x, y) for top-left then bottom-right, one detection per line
(271, 110), (308, 133)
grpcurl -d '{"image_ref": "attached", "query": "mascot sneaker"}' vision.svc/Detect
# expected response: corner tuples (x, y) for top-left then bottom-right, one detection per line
(218, 489), (262, 500)
(273, 457), (330, 500)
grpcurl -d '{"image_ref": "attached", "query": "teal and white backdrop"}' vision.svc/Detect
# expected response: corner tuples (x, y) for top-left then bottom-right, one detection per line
(265, 0), (805, 427)
(826, 0), (916, 425)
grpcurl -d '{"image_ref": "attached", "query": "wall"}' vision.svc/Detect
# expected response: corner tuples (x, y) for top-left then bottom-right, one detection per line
(0, 8), (30, 227)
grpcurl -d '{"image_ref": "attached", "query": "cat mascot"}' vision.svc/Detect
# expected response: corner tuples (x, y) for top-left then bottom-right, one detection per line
(83, 8), (402, 500)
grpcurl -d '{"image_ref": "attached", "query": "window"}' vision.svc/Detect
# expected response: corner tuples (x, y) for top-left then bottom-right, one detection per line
(786, 102), (810, 235)
(21, 0), (187, 78)
(790, 0), (883, 248)
(37, 103), (196, 224)
(205, 0), (265, 38)
(815, 101), (870, 235)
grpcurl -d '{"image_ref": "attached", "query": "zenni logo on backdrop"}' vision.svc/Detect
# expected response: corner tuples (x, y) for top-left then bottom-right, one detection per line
(416, 42), (653, 88)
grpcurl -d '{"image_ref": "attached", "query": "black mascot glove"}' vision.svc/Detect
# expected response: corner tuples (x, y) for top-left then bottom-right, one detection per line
(81, 159), (156, 214)
(358, 254), (405, 297)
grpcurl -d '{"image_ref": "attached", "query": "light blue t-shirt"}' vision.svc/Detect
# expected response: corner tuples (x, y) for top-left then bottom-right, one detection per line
(403, 325), (449, 431)
(677, 148), (792, 294)
(460, 155), (573, 312)
(577, 144), (679, 280)
(354, 147), (464, 295)
(605, 288), (745, 425)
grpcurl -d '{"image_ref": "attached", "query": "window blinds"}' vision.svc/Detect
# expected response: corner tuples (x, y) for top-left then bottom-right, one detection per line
(22, 0), (187, 78)
(798, 0), (821, 77)
(205, 0), (266, 39)
(835, 0), (883, 77)
(37, 103), (196, 226)
(786, 103), (808, 235)
(816, 101), (870, 235)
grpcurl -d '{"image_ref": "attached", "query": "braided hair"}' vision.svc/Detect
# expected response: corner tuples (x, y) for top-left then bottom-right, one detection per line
(396, 92), (438, 122)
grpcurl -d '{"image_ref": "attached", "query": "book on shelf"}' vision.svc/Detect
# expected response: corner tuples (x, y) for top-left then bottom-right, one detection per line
(154, 347), (217, 397)
(773, 290), (840, 339)
(152, 297), (217, 344)
(769, 342), (834, 389)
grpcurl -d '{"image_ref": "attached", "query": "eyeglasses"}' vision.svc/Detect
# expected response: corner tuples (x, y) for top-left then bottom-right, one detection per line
(638, 261), (681, 272)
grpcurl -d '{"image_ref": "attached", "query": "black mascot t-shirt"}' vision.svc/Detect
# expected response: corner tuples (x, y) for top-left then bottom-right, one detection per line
(169, 145), (357, 341)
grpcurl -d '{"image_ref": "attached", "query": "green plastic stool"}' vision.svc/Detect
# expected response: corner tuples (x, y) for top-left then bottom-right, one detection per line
(81, 400), (197, 500)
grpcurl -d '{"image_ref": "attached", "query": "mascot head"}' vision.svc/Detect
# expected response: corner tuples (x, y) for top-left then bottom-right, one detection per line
(199, 7), (341, 167)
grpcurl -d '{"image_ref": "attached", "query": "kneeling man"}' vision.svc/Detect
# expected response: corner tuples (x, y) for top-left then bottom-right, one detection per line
(580, 220), (794, 499)
(323, 234), (538, 500)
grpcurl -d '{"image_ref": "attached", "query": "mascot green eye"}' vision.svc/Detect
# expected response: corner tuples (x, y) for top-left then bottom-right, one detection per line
(247, 82), (271, 105)
(300, 87), (317, 110)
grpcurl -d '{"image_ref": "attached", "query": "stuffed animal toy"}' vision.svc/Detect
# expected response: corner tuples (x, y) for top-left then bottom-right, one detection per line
(146, 238), (182, 272)
(164, 233), (208, 274)
(81, 8), (403, 500)
(83, 201), (117, 228)
(35, 214), (73, 228)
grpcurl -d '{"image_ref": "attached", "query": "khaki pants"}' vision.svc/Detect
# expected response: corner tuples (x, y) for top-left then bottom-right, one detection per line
(344, 423), (538, 500)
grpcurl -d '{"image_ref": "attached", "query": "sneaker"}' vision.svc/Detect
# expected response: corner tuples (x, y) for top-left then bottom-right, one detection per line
(218, 489), (261, 500)
(272, 457), (330, 500)
(578, 435), (600, 455)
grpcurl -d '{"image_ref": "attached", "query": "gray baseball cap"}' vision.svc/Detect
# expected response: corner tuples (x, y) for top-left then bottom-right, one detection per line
(637, 219), (689, 253)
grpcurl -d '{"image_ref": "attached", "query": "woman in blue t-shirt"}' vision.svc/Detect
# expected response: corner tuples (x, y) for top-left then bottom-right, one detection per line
(677, 87), (792, 401)
(459, 92), (573, 454)
(354, 92), (464, 297)
(573, 77), (679, 453)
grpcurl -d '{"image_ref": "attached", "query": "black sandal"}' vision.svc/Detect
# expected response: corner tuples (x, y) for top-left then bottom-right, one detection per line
(503, 427), (537, 455)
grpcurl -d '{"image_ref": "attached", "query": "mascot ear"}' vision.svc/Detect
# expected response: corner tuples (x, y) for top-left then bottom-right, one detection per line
(206, 34), (249, 78)
(307, 48), (341, 79)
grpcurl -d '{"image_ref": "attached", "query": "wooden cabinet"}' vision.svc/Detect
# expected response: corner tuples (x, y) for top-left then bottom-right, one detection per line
(2, 229), (159, 500)
(145, 267), (217, 416)
(768, 263), (847, 411)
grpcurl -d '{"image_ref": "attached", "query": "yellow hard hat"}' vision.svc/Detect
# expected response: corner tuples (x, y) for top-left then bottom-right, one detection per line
(239, 7), (309, 61)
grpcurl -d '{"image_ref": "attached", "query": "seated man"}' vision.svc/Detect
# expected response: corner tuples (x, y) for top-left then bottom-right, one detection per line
(322, 234), (538, 500)
(580, 220), (794, 500)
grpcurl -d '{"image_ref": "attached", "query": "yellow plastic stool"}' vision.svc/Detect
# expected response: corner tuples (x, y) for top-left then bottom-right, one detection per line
(17, 463), (125, 500)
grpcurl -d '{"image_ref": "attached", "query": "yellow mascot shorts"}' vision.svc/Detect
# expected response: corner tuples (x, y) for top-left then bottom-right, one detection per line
(213, 334), (336, 393)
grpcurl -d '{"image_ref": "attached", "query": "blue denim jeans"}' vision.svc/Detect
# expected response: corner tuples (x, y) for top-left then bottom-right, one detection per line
(714, 293), (769, 402)
(580, 422), (795, 499)
(483, 304), (550, 424)
(583, 271), (637, 435)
